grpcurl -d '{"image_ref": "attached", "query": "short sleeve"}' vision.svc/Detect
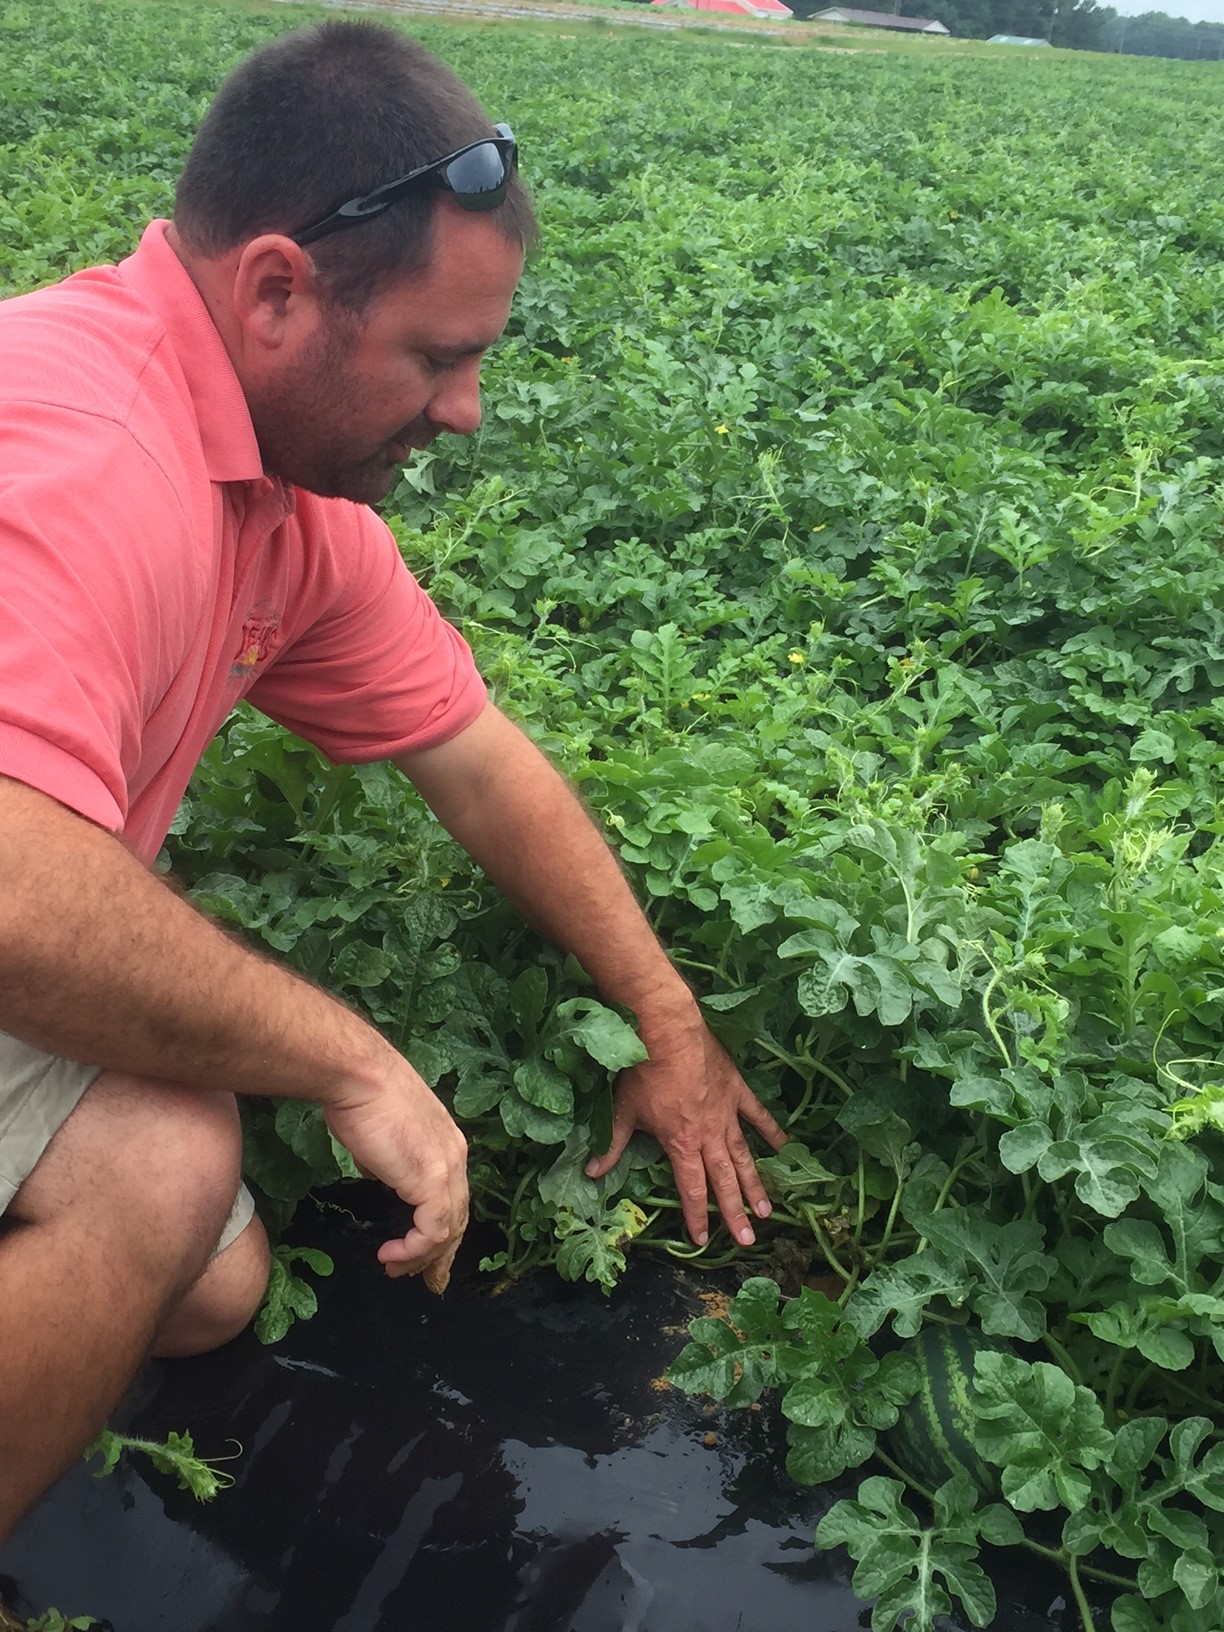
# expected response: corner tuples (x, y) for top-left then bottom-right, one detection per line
(0, 402), (188, 832)
(246, 498), (487, 761)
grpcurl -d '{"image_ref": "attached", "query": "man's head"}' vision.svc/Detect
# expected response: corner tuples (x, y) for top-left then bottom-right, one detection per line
(175, 20), (535, 315)
(172, 22), (536, 501)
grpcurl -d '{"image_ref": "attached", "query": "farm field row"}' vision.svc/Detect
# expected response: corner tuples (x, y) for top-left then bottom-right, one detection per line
(3, 2), (1224, 1627)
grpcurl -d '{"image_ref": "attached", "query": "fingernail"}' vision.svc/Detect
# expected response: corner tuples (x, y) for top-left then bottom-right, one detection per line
(738, 1226), (755, 1246)
(584, 1162), (599, 1177)
(755, 1200), (772, 1219)
(695, 1230), (709, 1246)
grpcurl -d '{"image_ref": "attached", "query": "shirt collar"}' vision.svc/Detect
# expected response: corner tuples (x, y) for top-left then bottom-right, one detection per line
(117, 219), (273, 489)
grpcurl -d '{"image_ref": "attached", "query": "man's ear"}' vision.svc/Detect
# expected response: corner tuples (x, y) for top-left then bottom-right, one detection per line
(231, 234), (320, 351)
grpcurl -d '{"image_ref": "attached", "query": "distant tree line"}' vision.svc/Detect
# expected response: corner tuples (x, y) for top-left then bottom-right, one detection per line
(789, 0), (1224, 59)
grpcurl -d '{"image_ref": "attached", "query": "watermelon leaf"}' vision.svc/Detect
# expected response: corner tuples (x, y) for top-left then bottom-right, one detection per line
(782, 1336), (918, 1483)
(848, 1207), (1054, 1341)
(254, 1243), (334, 1346)
(786, 1421), (876, 1486)
(1159, 1416), (1224, 1514)
(1062, 1415), (1169, 1562)
(845, 1252), (973, 1340)
(1104, 1144), (1224, 1300)
(666, 1275), (797, 1406)
(1110, 1596), (1161, 1632)
(552, 1199), (647, 1294)
(669, 1281), (921, 1482)
(906, 1208), (1055, 1341)
(755, 1140), (839, 1200)
(815, 1473), (1007, 1631)
(971, 1352), (1115, 1513)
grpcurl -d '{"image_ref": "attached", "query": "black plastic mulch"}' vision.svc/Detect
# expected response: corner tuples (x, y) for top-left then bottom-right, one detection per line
(2, 1198), (1097, 1632)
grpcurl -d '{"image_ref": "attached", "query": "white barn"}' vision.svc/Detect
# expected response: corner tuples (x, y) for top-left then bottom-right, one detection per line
(814, 7), (951, 31)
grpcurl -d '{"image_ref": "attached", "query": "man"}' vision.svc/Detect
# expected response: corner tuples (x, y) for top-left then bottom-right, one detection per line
(0, 21), (785, 1541)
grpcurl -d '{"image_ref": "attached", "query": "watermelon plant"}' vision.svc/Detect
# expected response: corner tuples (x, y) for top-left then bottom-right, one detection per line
(84, 1427), (240, 1503)
(5, 2), (1224, 1627)
(18, 1614), (100, 1632)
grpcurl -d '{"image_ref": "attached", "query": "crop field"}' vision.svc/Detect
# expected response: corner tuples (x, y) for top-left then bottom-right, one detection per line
(4, 1), (1224, 1627)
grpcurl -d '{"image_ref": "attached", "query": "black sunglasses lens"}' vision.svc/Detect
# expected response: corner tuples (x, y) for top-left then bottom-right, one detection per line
(293, 129), (517, 242)
(443, 142), (512, 211)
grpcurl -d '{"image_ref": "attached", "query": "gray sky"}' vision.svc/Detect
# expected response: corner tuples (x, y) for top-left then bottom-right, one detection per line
(1108, 0), (1224, 20)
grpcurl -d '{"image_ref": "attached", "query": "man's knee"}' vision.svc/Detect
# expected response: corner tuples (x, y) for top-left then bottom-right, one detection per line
(153, 1213), (271, 1359)
(11, 1070), (244, 1292)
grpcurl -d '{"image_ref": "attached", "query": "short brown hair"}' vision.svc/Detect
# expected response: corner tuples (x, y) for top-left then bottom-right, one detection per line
(174, 21), (537, 312)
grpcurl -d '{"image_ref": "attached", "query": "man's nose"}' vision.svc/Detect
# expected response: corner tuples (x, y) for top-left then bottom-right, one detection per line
(426, 363), (482, 437)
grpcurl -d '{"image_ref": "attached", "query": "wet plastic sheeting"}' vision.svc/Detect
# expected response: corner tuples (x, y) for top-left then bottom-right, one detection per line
(3, 1202), (1083, 1632)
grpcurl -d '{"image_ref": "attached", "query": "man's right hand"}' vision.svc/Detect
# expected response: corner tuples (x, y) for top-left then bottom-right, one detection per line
(324, 1062), (469, 1286)
(0, 775), (469, 1282)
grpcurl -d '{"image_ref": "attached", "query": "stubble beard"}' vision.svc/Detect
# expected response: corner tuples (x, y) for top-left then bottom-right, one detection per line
(249, 325), (426, 506)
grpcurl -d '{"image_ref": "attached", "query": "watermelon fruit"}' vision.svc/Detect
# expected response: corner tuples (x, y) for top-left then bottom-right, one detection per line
(885, 1323), (1013, 1497)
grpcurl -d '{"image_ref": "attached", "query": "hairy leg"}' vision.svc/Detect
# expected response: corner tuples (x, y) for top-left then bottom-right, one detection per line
(0, 1071), (241, 1541)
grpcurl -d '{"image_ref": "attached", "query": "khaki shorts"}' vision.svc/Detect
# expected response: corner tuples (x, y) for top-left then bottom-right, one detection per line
(0, 1031), (254, 1256)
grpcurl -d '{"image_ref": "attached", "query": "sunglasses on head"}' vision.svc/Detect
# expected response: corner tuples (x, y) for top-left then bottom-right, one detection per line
(291, 124), (517, 248)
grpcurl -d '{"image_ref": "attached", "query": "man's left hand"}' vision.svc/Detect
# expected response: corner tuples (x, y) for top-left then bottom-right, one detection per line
(584, 1014), (787, 1247)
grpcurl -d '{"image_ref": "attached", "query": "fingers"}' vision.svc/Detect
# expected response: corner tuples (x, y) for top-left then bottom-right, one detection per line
(584, 1039), (785, 1252)
(374, 1127), (470, 1283)
(673, 1124), (777, 1249)
(380, 1232), (463, 1291)
(671, 1147), (713, 1246)
(377, 1185), (469, 1282)
(326, 1065), (469, 1284)
(705, 1139), (764, 1248)
(739, 1090), (789, 1153)
(729, 1131), (774, 1223)
(584, 1115), (632, 1180)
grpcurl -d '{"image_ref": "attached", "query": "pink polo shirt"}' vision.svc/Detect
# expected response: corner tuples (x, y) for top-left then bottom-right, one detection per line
(0, 221), (486, 861)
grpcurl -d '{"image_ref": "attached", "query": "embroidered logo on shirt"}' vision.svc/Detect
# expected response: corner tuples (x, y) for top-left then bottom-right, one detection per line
(232, 600), (282, 680)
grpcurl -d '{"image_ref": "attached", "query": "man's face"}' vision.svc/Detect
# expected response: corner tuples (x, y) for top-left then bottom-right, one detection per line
(249, 202), (523, 504)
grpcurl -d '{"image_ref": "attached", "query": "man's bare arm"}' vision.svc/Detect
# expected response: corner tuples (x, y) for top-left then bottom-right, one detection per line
(0, 774), (467, 1279)
(395, 703), (786, 1248)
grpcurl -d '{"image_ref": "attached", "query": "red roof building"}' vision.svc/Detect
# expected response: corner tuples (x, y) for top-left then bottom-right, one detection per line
(651, 0), (795, 17)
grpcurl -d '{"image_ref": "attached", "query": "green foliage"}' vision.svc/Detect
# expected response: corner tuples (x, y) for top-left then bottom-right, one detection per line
(9, 6), (1224, 1625)
(971, 1351), (1115, 1512)
(668, 1277), (918, 1483)
(554, 1196), (649, 1291)
(1099, 10), (1224, 61)
(255, 1243), (335, 1345)
(22, 1613), (100, 1631)
(85, 1426), (241, 1501)
(816, 1475), (1023, 1632)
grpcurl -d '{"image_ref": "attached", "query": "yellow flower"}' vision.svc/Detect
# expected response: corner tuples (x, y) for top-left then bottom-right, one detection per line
(788, 651), (806, 665)
(811, 524), (827, 534)
(715, 424), (730, 435)
(561, 355), (576, 363)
